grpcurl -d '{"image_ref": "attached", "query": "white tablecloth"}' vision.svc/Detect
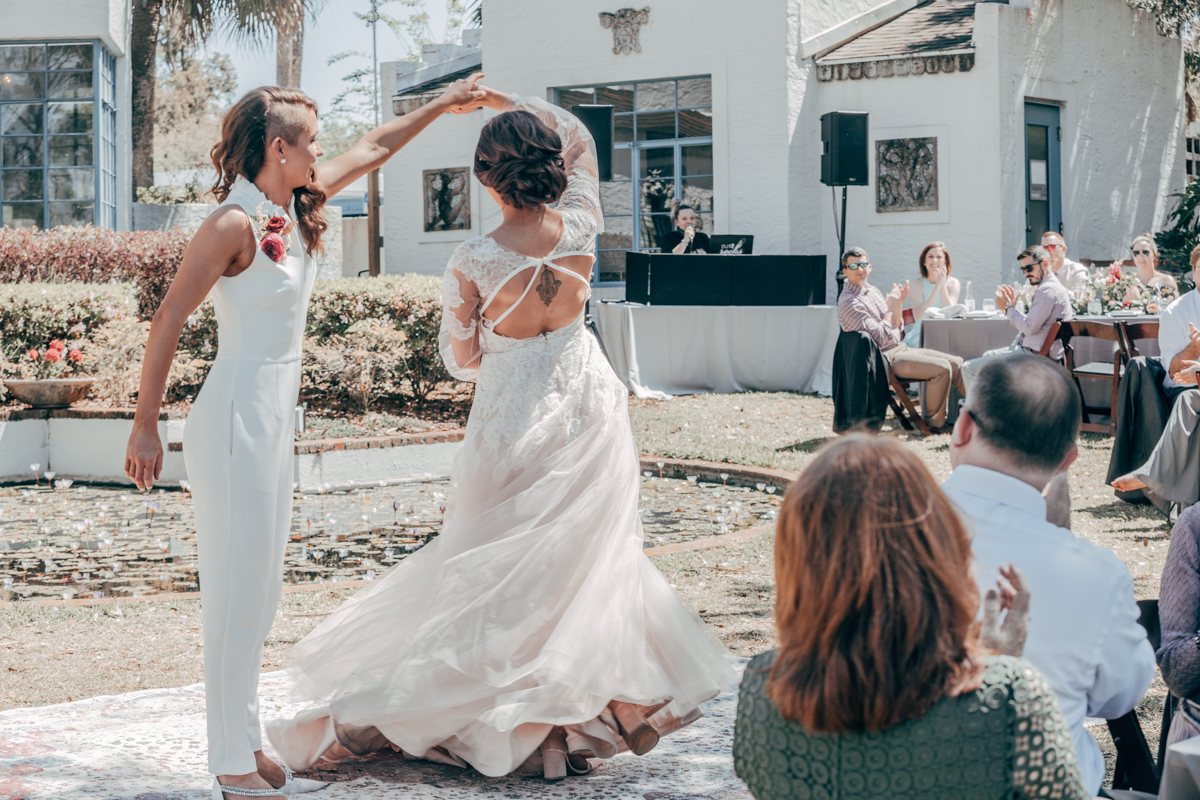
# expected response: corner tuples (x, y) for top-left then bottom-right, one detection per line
(592, 303), (839, 399)
(1160, 734), (1200, 799)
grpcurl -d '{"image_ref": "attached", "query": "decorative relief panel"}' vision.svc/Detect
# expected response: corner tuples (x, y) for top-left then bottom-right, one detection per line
(423, 168), (471, 232)
(816, 53), (974, 82)
(876, 138), (938, 213)
(600, 8), (650, 55)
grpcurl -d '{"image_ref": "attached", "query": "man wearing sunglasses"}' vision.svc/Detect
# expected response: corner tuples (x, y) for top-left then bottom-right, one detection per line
(837, 246), (965, 431)
(961, 245), (1072, 391)
(1041, 232), (1089, 295)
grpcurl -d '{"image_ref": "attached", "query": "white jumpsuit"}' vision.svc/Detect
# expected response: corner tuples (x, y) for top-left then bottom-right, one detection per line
(183, 177), (316, 776)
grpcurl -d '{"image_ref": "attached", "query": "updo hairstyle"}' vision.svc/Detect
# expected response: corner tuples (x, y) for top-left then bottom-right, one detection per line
(474, 110), (568, 210)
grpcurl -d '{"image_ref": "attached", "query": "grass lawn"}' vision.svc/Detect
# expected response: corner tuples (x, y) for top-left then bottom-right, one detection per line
(0, 391), (1171, 787)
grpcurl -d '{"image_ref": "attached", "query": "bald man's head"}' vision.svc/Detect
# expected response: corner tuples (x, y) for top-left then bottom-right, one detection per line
(1041, 232), (1067, 270)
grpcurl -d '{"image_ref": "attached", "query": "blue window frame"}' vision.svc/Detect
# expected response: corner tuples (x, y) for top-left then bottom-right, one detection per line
(0, 40), (118, 229)
(555, 76), (713, 284)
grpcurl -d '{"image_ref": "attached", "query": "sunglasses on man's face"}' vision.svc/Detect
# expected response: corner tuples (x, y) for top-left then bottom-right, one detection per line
(1044, 244), (1061, 251)
(1020, 263), (1038, 274)
(844, 261), (870, 271)
(1132, 249), (1154, 257)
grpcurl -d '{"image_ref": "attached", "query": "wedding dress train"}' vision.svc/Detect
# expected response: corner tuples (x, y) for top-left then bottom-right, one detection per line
(265, 95), (736, 777)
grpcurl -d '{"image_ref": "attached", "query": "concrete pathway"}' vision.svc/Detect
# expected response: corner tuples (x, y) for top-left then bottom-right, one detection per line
(0, 663), (750, 800)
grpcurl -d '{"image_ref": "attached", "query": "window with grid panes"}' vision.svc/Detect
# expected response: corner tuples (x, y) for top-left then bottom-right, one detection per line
(1, 41), (117, 229)
(1188, 137), (1200, 183)
(555, 76), (712, 283)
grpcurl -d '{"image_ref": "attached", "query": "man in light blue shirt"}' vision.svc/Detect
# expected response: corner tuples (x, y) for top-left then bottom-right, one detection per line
(944, 353), (1155, 795)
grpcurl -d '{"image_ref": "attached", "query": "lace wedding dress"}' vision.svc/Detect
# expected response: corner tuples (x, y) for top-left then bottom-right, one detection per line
(265, 96), (736, 777)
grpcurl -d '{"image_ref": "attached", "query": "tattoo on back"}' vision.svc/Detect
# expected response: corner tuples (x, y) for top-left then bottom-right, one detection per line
(536, 268), (562, 306)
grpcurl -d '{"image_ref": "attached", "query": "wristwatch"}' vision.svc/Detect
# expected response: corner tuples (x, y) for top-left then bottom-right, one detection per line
(1193, 629), (1200, 651)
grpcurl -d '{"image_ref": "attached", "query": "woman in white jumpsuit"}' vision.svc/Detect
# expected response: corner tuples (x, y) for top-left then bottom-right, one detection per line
(124, 78), (486, 800)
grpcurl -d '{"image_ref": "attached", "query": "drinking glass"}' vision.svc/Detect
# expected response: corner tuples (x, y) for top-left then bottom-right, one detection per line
(982, 298), (996, 313)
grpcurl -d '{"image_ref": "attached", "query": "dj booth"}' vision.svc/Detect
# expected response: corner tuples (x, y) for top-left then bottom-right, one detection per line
(592, 252), (839, 399)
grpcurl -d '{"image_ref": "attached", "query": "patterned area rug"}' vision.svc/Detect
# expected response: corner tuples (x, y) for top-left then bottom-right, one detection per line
(0, 663), (750, 800)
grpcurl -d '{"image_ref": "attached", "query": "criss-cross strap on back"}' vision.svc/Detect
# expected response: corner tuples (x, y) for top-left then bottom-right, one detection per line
(479, 252), (594, 328)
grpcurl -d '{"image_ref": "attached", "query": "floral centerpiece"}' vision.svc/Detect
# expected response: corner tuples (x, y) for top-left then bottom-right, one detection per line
(1069, 264), (1177, 316)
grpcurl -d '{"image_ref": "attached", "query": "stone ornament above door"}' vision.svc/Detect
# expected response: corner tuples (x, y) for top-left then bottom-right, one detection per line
(600, 7), (650, 55)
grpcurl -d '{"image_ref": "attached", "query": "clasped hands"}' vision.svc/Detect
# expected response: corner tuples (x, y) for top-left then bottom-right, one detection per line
(979, 564), (1031, 657)
(885, 281), (910, 319)
(995, 285), (1017, 312)
(1172, 322), (1200, 385)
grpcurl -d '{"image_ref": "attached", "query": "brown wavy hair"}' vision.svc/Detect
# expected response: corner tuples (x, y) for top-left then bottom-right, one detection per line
(767, 434), (983, 733)
(473, 110), (568, 210)
(919, 241), (952, 280)
(210, 87), (327, 255)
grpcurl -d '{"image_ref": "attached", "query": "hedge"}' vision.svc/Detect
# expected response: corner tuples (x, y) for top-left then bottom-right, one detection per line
(0, 225), (190, 318)
(0, 276), (455, 409)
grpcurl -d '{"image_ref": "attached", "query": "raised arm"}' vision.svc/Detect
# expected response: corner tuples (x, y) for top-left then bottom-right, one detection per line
(316, 74), (486, 197)
(125, 207), (254, 489)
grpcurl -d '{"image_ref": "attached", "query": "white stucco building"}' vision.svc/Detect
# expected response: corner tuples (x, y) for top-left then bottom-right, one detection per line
(0, 0), (133, 230)
(380, 0), (1186, 300)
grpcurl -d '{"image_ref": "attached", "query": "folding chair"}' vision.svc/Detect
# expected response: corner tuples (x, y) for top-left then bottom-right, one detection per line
(887, 371), (933, 436)
(1107, 598), (1172, 796)
(1063, 321), (1123, 434)
(1117, 321), (1161, 363)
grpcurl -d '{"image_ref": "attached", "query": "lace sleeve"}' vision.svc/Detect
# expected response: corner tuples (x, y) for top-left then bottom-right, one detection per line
(502, 94), (603, 234)
(439, 248), (482, 383)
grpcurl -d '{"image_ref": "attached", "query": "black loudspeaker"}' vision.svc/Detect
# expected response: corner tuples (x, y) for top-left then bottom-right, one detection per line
(570, 104), (613, 182)
(820, 111), (868, 187)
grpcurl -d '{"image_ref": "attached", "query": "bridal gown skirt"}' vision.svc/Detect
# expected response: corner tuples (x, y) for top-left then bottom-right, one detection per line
(266, 317), (737, 776)
(186, 356), (300, 775)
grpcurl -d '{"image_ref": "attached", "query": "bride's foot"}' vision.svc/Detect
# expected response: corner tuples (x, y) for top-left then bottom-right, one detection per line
(212, 772), (284, 799)
(608, 701), (660, 756)
(254, 750), (327, 795)
(1112, 473), (1148, 492)
(540, 727), (569, 781)
(254, 752), (287, 789)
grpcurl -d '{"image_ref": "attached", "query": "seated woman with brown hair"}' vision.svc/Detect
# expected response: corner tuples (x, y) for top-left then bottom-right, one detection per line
(733, 434), (1088, 800)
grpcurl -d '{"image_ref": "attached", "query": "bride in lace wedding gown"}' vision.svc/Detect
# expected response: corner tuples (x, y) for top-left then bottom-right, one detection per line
(265, 89), (736, 779)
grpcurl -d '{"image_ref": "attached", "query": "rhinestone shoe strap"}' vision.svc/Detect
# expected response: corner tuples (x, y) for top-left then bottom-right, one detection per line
(216, 784), (283, 797)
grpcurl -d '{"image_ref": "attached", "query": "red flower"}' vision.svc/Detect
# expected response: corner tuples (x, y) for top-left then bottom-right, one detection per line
(260, 233), (286, 262)
(44, 348), (61, 363)
(1122, 301), (1132, 308)
(48, 339), (64, 352)
(266, 216), (287, 234)
(68, 349), (82, 363)
(27, 349), (38, 361)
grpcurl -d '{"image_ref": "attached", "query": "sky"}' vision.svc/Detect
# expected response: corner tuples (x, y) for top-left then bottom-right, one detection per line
(201, 0), (457, 119)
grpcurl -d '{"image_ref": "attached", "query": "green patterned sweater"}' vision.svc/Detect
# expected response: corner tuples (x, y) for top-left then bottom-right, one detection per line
(734, 652), (1089, 800)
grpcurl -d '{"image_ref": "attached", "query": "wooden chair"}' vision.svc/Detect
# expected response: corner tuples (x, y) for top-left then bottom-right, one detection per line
(1063, 320), (1123, 435)
(1117, 320), (1161, 363)
(1038, 320), (1065, 358)
(888, 372), (933, 436)
(1107, 598), (1174, 795)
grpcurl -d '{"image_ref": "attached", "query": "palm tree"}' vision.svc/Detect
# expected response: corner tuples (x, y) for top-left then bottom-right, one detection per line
(130, 0), (321, 199)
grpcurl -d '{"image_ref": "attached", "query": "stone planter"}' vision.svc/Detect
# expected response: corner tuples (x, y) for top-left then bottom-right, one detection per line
(4, 378), (95, 409)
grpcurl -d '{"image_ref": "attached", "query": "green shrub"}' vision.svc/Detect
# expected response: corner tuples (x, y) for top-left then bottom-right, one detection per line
(1156, 180), (1200, 286)
(0, 283), (138, 360)
(0, 275), (457, 410)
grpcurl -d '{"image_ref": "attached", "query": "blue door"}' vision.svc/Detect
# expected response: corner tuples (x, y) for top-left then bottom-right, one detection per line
(1024, 103), (1062, 246)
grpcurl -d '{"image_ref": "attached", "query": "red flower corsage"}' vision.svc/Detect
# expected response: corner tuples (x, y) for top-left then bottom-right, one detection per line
(261, 233), (287, 263)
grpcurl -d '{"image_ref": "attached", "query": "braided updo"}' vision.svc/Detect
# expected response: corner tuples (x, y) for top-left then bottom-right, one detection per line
(473, 110), (568, 210)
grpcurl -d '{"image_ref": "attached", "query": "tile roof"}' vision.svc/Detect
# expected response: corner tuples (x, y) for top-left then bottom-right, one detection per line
(816, 0), (980, 64)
